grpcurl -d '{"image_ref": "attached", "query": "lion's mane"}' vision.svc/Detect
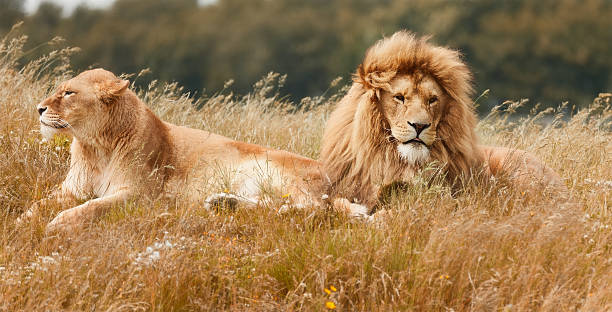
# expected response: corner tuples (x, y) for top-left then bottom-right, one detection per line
(320, 31), (484, 205)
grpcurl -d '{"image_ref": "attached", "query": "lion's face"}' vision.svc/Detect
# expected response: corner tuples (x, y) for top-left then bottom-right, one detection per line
(379, 73), (446, 164)
(320, 31), (482, 204)
(36, 69), (129, 139)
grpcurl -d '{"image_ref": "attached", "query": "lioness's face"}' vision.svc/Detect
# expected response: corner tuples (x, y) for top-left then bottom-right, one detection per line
(36, 69), (128, 139)
(379, 74), (446, 164)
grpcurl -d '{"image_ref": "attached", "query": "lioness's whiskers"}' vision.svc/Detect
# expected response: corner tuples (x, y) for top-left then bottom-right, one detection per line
(57, 118), (74, 129)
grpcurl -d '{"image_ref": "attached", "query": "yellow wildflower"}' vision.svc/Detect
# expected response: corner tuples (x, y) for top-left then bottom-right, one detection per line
(282, 193), (291, 198)
(324, 288), (331, 295)
(325, 301), (336, 309)
(330, 285), (337, 292)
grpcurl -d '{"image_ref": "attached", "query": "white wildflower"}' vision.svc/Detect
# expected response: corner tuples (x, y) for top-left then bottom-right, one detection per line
(585, 178), (612, 188)
(40, 256), (56, 265)
(133, 239), (178, 266)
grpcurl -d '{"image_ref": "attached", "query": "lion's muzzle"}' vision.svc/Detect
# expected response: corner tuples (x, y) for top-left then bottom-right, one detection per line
(400, 137), (427, 146)
(407, 121), (430, 135)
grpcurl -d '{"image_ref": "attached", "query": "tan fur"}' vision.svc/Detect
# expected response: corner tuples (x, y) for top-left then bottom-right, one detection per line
(25, 69), (328, 232)
(320, 31), (565, 209)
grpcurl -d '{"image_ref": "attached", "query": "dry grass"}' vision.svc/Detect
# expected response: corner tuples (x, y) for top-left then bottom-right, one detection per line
(1, 33), (611, 311)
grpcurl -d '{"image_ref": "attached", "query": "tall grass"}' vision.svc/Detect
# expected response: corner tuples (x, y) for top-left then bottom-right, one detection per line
(1, 33), (611, 311)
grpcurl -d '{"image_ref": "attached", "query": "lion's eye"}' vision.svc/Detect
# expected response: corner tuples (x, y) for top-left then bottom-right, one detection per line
(428, 96), (438, 104)
(394, 95), (405, 102)
(63, 91), (75, 97)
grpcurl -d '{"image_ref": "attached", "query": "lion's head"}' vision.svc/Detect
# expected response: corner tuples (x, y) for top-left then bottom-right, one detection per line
(376, 73), (446, 164)
(37, 68), (130, 141)
(320, 31), (484, 204)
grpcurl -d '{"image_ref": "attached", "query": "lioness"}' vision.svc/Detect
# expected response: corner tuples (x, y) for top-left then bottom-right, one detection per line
(25, 68), (330, 232)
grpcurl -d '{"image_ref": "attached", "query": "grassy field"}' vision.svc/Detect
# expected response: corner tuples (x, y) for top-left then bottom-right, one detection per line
(1, 35), (611, 311)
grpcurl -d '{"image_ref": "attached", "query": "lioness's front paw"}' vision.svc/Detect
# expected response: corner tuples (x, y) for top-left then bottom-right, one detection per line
(15, 204), (41, 226)
(45, 208), (83, 234)
(204, 193), (257, 212)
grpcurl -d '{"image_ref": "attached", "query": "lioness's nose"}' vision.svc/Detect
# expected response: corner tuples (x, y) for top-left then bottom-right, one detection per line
(408, 122), (430, 135)
(37, 105), (47, 116)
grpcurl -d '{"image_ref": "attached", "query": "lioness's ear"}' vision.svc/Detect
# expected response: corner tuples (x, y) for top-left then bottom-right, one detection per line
(98, 79), (130, 104)
(107, 79), (130, 96)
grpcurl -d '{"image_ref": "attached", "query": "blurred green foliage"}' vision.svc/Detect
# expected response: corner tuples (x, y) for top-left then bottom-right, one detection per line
(2, 0), (611, 112)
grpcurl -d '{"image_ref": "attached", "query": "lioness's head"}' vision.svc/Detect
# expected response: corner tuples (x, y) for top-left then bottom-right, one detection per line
(37, 68), (129, 140)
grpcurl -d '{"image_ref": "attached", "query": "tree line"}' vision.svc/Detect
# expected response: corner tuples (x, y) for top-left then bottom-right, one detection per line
(2, 0), (611, 113)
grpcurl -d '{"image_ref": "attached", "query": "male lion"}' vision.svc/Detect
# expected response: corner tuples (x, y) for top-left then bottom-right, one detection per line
(320, 31), (565, 211)
(23, 68), (331, 232)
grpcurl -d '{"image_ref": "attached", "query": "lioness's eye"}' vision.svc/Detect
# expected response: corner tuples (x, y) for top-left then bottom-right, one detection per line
(63, 91), (75, 97)
(428, 96), (438, 104)
(394, 95), (404, 102)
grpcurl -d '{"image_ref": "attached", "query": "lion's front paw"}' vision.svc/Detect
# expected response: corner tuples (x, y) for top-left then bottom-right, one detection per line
(368, 209), (395, 228)
(333, 198), (371, 220)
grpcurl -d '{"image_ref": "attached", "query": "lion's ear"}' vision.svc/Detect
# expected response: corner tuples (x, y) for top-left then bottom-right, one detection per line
(357, 67), (395, 91)
(98, 79), (130, 103)
(365, 88), (381, 102)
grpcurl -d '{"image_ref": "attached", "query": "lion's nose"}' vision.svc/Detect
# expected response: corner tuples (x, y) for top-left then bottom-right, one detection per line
(37, 106), (47, 116)
(408, 122), (430, 135)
